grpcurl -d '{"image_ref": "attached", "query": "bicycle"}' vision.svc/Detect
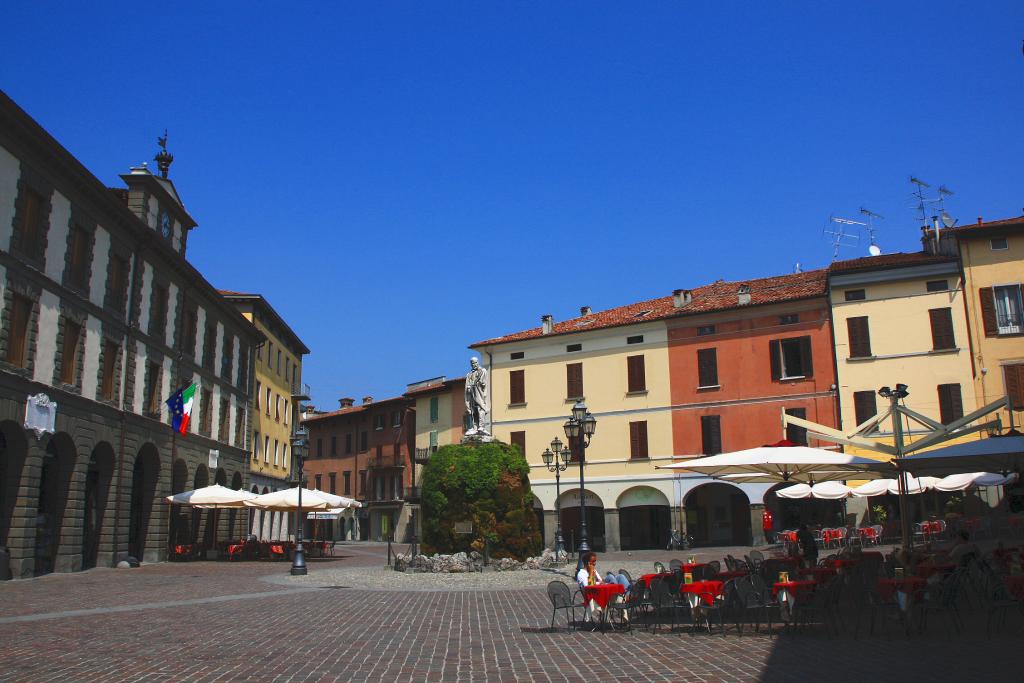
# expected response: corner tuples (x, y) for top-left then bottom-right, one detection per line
(666, 529), (692, 551)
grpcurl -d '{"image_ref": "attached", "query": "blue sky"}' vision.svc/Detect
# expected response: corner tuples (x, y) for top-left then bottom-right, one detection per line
(4, 2), (1023, 409)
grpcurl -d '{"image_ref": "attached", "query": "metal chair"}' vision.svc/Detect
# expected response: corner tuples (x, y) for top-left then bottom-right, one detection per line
(617, 568), (632, 584)
(669, 558), (683, 573)
(546, 581), (583, 631)
(651, 576), (686, 633)
(916, 570), (965, 637)
(732, 577), (773, 635)
(704, 560), (721, 580)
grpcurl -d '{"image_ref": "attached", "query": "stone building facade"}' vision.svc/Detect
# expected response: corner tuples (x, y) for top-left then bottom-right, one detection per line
(0, 91), (259, 578)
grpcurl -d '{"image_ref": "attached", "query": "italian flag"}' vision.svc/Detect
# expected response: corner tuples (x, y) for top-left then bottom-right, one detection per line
(167, 383), (197, 435)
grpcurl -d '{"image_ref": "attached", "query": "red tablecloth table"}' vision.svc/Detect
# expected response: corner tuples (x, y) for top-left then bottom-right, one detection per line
(226, 543), (246, 560)
(582, 584), (625, 609)
(876, 577), (926, 603)
(821, 529), (845, 545)
(717, 570), (748, 581)
(773, 580), (817, 606)
(680, 580), (724, 607)
(826, 558), (858, 570)
(915, 563), (955, 579)
(680, 562), (705, 574)
(799, 566), (837, 583)
(857, 527), (878, 543)
(779, 531), (798, 544)
(638, 572), (672, 587)
(1005, 576), (1024, 600)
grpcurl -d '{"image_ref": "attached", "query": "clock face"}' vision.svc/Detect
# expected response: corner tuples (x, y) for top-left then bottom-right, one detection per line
(160, 211), (172, 238)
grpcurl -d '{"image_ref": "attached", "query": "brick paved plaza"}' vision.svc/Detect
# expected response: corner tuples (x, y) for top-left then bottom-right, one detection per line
(0, 543), (1018, 683)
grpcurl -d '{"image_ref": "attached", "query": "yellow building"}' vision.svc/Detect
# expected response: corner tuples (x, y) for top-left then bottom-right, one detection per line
(947, 216), (1024, 430)
(221, 292), (309, 538)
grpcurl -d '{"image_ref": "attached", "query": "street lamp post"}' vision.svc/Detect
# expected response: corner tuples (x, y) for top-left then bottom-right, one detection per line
(563, 400), (598, 555)
(541, 437), (571, 556)
(290, 425), (309, 576)
(878, 383), (912, 551)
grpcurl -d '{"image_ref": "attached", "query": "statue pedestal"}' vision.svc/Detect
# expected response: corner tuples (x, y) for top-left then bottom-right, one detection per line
(461, 432), (494, 444)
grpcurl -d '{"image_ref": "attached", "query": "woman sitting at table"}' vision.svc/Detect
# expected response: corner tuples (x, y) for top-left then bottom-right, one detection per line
(796, 524), (818, 568)
(576, 551), (632, 590)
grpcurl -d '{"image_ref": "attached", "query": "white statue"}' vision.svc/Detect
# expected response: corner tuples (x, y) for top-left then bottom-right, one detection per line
(464, 357), (490, 436)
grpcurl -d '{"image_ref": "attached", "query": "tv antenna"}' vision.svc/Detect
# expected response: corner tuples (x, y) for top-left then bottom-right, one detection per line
(859, 207), (885, 256)
(823, 214), (864, 261)
(910, 176), (956, 225)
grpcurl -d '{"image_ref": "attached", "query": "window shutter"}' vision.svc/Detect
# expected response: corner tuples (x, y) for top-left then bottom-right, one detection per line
(937, 383), (964, 424)
(509, 370), (525, 404)
(769, 340), (781, 381)
(979, 288), (998, 337)
(566, 363), (583, 399)
(510, 431), (526, 456)
(627, 355), (646, 392)
(785, 408), (807, 445)
(701, 415), (722, 455)
(853, 391), (878, 427)
(629, 421), (648, 459)
(847, 317), (872, 358)
(798, 336), (813, 378)
(1005, 364), (1024, 410)
(928, 308), (956, 350)
(697, 348), (718, 387)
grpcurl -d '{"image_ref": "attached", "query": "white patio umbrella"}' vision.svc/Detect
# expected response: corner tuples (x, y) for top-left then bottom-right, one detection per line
(165, 484), (257, 508)
(776, 481), (853, 500)
(851, 479), (893, 497)
(308, 489), (362, 508)
(933, 471), (1018, 492)
(898, 435), (1024, 477)
(886, 476), (940, 496)
(658, 444), (891, 483)
(776, 483), (812, 499)
(244, 487), (337, 512)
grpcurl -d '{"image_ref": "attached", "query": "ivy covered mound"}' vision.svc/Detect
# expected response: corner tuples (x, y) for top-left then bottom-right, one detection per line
(421, 441), (542, 560)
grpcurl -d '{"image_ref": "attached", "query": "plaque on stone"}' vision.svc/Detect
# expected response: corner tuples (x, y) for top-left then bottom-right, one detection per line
(24, 393), (57, 439)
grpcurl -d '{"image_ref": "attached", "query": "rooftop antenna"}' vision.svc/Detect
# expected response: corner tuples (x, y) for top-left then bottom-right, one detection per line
(859, 207), (885, 256)
(823, 214), (864, 261)
(909, 176), (933, 224)
(938, 186), (957, 229)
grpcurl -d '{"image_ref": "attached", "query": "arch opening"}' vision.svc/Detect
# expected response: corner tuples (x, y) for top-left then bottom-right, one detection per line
(35, 433), (77, 576)
(82, 442), (115, 570)
(128, 444), (160, 562)
(684, 482), (751, 547)
(617, 486), (671, 550)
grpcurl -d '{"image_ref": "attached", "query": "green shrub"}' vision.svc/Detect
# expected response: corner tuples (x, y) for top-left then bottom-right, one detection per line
(421, 440), (542, 559)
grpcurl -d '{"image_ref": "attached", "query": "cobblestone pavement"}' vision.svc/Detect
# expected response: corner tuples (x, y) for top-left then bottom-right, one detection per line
(0, 543), (1018, 682)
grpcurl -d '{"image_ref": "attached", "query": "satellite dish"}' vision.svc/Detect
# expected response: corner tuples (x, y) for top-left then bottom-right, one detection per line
(941, 211), (957, 229)
(868, 244), (882, 256)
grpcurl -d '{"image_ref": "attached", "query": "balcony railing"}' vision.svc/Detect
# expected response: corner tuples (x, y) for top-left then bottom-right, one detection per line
(292, 382), (311, 400)
(367, 455), (406, 469)
(405, 486), (422, 503)
(414, 447), (433, 464)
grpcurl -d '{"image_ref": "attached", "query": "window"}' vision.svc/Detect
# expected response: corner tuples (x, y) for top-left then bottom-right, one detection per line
(359, 431), (368, 452)
(345, 433), (352, 454)
(982, 285), (1023, 335)
(180, 304), (198, 357)
(509, 370), (525, 405)
(510, 351), (524, 360)
(149, 284), (168, 339)
(315, 438), (322, 457)
(780, 313), (799, 325)
(844, 289), (866, 302)
(4, 294), (32, 368)
(255, 381), (262, 411)
(701, 415), (722, 455)
(627, 335), (644, 344)
(853, 391), (878, 428)
(275, 395), (281, 422)
(16, 187), (46, 260)
(265, 387), (271, 415)
(219, 398), (230, 442)
(429, 396), (439, 423)
(1004, 364), (1024, 410)
(237, 347), (248, 389)
(697, 348), (718, 388)
(108, 254), (130, 314)
(510, 431), (526, 456)
(937, 384), (964, 424)
(784, 408), (807, 445)
(315, 474), (322, 490)
(429, 430), (438, 452)
(991, 237), (1008, 250)
(846, 317), (872, 358)
(253, 431), (261, 460)
(100, 340), (118, 400)
(928, 308), (956, 350)
(266, 341), (272, 366)
(566, 343), (582, 353)
(264, 435), (270, 463)
(566, 362), (583, 399)
(697, 325), (716, 336)
(629, 421), (649, 459)
(274, 439), (279, 466)
(277, 349), (281, 373)
(282, 444), (288, 471)
(200, 388), (213, 433)
(59, 318), (82, 385)
(770, 336), (814, 379)
(330, 436), (337, 456)
(343, 471), (351, 495)
(329, 472), (336, 495)
(68, 225), (91, 290)
(373, 414), (385, 430)
(284, 401), (289, 425)
(285, 357), (290, 381)
(627, 355), (646, 393)
(221, 334), (233, 379)
(359, 470), (367, 495)
(235, 405), (245, 445)
(926, 280), (949, 293)
(145, 361), (163, 417)
(203, 324), (217, 370)
(392, 410), (402, 427)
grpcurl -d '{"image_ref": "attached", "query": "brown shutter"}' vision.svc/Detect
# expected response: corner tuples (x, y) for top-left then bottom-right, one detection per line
(769, 340), (781, 380)
(701, 415), (722, 455)
(1005, 364), (1024, 410)
(629, 421), (648, 459)
(509, 370), (525, 405)
(627, 355), (646, 392)
(979, 288), (998, 337)
(798, 336), (814, 377)
(510, 431), (526, 456)
(928, 308), (956, 350)
(853, 391), (878, 427)
(785, 408), (807, 445)
(847, 317), (872, 358)
(6, 294), (31, 366)
(697, 348), (718, 387)
(937, 383), (964, 424)
(566, 363), (583, 399)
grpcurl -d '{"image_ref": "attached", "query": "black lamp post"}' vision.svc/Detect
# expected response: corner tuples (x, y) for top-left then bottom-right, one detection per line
(878, 383), (912, 550)
(542, 437), (571, 555)
(290, 425), (309, 576)
(563, 400), (598, 554)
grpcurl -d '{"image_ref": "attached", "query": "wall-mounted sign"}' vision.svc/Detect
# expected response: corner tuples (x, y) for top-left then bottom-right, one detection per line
(24, 393), (56, 439)
(561, 491), (602, 507)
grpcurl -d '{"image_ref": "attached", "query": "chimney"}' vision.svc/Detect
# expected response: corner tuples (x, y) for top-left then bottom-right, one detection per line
(362, 396), (373, 405)
(672, 289), (692, 308)
(978, 216), (983, 225)
(737, 285), (751, 306)
(541, 314), (554, 335)
(580, 306), (592, 316)
(338, 397), (355, 409)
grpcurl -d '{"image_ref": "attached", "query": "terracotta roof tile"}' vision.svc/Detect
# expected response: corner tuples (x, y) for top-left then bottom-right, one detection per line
(471, 269), (828, 347)
(828, 251), (956, 273)
(404, 377), (465, 397)
(943, 215), (1024, 236)
(302, 394), (410, 422)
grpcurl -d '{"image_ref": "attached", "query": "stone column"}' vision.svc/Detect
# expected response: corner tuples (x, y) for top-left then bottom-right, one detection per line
(749, 504), (765, 547)
(543, 510), (557, 550)
(603, 508), (620, 552)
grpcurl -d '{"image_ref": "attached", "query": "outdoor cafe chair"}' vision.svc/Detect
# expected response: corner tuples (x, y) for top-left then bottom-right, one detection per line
(547, 581), (584, 631)
(845, 527), (862, 549)
(812, 528), (823, 548)
(690, 579), (734, 636)
(792, 576), (842, 637)
(916, 570), (965, 637)
(607, 580), (648, 632)
(669, 558), (683, 573)
(732, 577), (773, 636)
(978, 570), (1018, 637)
(651, 576), (686, 634)
(705, 560), (721, 580)
(617, 568), (632, 584)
